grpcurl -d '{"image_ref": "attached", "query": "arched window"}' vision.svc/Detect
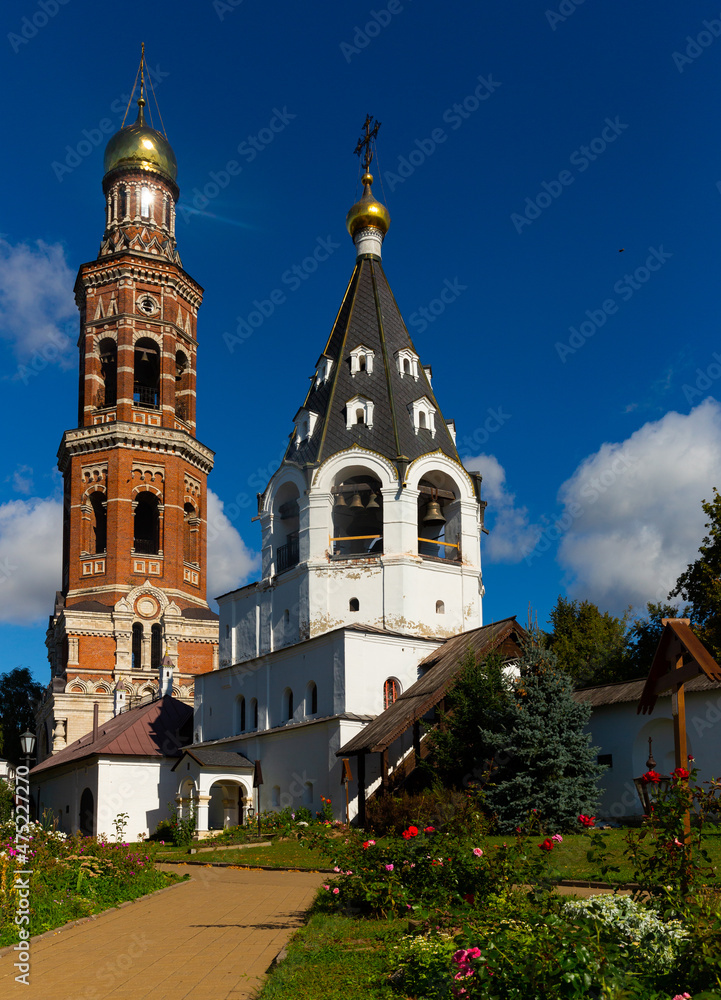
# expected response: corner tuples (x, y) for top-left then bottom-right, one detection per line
(175, 351), (189, 421)
(250, 698), (258, 730)
(132, 623), (143, 669)
(349, 598), (359, 612)
(140, 186), (153, 219)
(272, 786), (281, 808)
(359, 354), (366, 372)
(404, 358), (411, 374)
(307, 682), (317, 716)
(419, 411), (427, 429)
(284, 688), (294, 722)
(332, 472), (383, 557)
(150, 623), (162, 672)
(119, 187), (128, 219)
(98, 338), (117, 408)
(284, 609), (290, 625)
(89, 492), (107, 554)
(134, 493), (160, 554)
(436, 600), (445, 614)
(235, 695), (246, 734)
(134, 338), (160, 409)
(184, 503), (198, 564)
(355, 408), (365, 425)
(79, 788), (94, 837)
(164, 195), (171, 229)
(303, 781), (313, 805)
(384, 678), (399, 710)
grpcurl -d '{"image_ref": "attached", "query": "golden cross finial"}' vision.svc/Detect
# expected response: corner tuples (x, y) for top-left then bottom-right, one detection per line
(353, 115), (381, 172)
(139, 41), (145, 103)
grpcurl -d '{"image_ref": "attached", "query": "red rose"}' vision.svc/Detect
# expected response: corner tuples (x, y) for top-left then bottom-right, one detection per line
(641, 770), (661, 785)
(578, 814), (595, 828)
(424, 826), (435, 833)
(402, 826), (418, 839)
(538, 838), (554, 852)
(672, 767), (689, 780)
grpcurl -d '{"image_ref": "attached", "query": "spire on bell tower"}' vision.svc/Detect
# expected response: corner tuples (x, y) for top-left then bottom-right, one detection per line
(346, 115), (390, 259)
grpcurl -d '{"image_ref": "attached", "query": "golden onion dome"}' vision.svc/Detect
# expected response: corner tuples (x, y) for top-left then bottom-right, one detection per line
(103, 99), (177, 184)
(346, 172), (390, 238)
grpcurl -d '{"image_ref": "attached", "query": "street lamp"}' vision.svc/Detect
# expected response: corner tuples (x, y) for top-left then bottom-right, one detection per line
(19, 731), (36, 770)
(633, 737), (670, 816)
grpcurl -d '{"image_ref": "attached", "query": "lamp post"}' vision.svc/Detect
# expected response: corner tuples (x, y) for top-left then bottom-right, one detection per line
(19, 731), (36, 772)
(633, 737), (670, 816)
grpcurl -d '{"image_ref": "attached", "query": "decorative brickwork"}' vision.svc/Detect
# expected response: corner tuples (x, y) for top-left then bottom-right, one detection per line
(37, 102), (219, 761)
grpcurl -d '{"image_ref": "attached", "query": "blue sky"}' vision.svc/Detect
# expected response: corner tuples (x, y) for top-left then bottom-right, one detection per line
(1, 0), (721, 685)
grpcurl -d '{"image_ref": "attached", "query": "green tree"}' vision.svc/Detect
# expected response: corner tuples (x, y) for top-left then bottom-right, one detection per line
(425, 650), (511, 788)
(669, 488), (721, 660)
(0, 668), (44, 766)
(626, 601), (691, 677)
(484, 638), (605, 833)
(547, 596), (632, 687)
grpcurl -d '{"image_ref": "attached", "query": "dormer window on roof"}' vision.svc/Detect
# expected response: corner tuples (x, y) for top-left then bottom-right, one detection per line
(395, 348), (419, 380)
(314, 356), (333, 387)
(350, 345), (375, 375)
(345, 395), (374, 429)
(293, 408), (319, 446)
(446, 419), (456, 444)
(409, 397), (436, 436)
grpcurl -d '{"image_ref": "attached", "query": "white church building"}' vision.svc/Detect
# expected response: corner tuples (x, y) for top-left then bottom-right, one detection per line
(182, 145), (490, 830)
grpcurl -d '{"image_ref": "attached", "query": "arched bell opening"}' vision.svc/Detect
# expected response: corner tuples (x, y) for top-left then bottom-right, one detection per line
(175, 350), (190, 422)
(331, 468), (383, 558)
(134, 493), (160, 555)
(417, 473), (460, 562)
(89, 491), (107, 554)
(98, 337), (117, 409)
(133, 337), (160, 409)
(273, 482), (300, 573)
(183, 502), (200, 565)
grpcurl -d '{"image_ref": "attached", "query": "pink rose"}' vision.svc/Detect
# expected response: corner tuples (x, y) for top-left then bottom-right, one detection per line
(472, 847), (483, 857)
(385, 863), (394, 871)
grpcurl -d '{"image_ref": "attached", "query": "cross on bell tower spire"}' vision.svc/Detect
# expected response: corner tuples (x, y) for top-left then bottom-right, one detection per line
(353, 115), (381, 171)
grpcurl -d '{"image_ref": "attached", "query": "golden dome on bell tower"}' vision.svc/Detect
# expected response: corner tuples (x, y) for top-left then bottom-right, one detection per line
(104, 97), (178, 185)
(346, 171), (390, 238)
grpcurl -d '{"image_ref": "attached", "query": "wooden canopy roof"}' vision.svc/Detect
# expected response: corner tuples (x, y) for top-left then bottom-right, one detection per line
(338, 617), (528, 756)
(637, 619), (721, 715)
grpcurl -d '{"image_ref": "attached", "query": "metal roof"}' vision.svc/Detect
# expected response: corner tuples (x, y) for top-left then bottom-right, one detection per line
(31, 696), (193, 774)
(337, 618), (528, 756)
(280, 257), (462, 476)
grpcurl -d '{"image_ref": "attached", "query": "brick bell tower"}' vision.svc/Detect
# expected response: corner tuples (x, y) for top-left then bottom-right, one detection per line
(37, 65), (219, 761)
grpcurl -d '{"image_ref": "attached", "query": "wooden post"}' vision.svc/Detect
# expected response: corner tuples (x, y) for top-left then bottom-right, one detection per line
(671, 658), (691, 841)
(380, 749), (388, 797)
(357, 753), (366, 828)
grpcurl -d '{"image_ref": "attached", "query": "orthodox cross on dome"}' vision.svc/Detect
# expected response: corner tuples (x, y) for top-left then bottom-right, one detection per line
(353, 115), (382, 171)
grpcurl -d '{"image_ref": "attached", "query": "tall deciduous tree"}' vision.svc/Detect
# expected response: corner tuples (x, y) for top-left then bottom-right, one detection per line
(669, 488), (721, 660)
(547, 596), (632, 686)
(0, 668), (44, 766)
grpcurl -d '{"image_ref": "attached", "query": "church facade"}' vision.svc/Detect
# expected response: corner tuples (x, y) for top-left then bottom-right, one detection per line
(185, 124), (488, 827)
(35, 78), (219, 765)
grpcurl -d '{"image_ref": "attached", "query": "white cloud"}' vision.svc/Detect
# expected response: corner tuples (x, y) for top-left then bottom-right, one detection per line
(206, 489), (260, 601)
(0, 497), (62, 625)
(556, 398), (721, 612)
(462, 453), (540, 562)
(9, 464), (34, 495)
(0, 237), (76, 365)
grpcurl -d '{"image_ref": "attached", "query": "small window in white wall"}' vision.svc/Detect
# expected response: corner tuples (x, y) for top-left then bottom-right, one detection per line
(345, 395), (374, 429)
(272, 786), (281, 808)
(304, 781), (314, 805)
(235, 695), (245, 734)
(350, 344), (375, 375)
(250, 698), (258, 730)
(384, 678), (400, 709)
(408, 397), (437, 436)
(395, 348), (419, 380)
(284, 688), (294, 722)
(349, 598), (359, 612)
(436, 600), (445, 614)
(307, 681), (318, 716)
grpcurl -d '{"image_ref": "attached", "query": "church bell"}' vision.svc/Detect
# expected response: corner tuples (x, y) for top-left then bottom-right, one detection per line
(334, 492), (347, 507)
(349, 492), (364, 509)
(423, 499), (446, 525)
(366, 492), (380, 509)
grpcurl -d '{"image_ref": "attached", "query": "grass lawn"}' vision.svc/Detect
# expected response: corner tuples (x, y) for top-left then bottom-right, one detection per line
(155, 829), (721, 883)
(155, 838), (330, 869)
(257, 913), (404, 999)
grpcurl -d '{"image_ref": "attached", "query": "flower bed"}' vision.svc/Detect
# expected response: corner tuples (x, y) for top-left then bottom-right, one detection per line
(0, 820), (186, 946)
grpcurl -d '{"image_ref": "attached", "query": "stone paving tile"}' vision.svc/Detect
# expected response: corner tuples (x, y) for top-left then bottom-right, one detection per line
(0, 865), (324, 999)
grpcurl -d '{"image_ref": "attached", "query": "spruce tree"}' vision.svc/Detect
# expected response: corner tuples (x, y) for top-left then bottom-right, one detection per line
(484, 638), (605, 833)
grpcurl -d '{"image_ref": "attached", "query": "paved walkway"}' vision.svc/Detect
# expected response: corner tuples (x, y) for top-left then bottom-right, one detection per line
(0, 865), (325, 1000)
